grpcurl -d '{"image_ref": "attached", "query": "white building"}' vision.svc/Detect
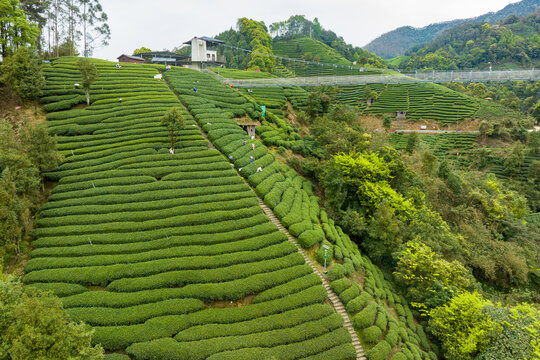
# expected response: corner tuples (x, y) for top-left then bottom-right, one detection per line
(183, 36), (225, 69)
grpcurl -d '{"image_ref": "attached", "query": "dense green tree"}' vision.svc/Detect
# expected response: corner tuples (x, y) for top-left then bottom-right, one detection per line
(0, 169), (28, 261)
(1, 47), (44, 107)
(27, 126), (63, 190)
(237, 17), (275, 72)
(0, 0), (39, 58)
(364, 199), (404, 263)
(76, 57), (98, 105)
(479, 304), (540, 360)
(437, 158), (450, 179)
(421, 150), (437, 174)
(400, 13), (539, 71)
(429, 291), (496, 360)
(503, 141), (525, 178)
(382, 115), (392, 131)
(405, 131), (419, 155)
(394, 240), (474, 303)
(19, 0), (49, 52)
(160, 107), (185, 150)
(0, 277), (104, 359)
(133, 46), (151, 54)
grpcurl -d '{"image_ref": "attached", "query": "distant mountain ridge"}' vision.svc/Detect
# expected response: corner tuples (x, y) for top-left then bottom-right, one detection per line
(364, 0), (540, 59)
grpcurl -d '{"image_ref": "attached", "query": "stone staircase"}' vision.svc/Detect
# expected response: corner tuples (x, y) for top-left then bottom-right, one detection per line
(257, 198), (366, 360)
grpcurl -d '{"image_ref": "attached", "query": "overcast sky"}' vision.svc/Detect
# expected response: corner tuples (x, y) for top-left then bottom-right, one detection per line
(93, 0), (519, 61)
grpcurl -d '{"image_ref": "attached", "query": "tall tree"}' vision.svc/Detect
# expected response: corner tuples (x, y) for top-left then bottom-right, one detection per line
(64, 0), (80, 56)
(160, 107), (185, 150)
(78, 0), (110, 57)
(76, 57), (98, 105)
(0, 0), (39, 58)
(19, 0), (49, 53)
(237, 17), (275, 72)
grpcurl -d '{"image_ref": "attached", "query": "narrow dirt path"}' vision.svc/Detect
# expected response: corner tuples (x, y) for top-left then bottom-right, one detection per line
(256, 198), (365, 360)
(164, 76), (365, 360)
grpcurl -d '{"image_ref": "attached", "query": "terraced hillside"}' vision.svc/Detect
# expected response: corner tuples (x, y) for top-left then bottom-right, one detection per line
(337, 83), (479, 124)
(165, 68), (439, 360)
(272, 38), (381, 77)
(26, 58), (357, 360)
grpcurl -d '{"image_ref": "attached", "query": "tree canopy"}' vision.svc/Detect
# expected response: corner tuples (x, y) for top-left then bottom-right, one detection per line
(0, 276), (104, 359)
(0, 0), (39, 58)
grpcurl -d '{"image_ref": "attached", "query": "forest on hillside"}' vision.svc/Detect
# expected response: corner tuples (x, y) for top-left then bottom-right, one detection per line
(364, 0), (540, 58)
(398, 12), (540, 70)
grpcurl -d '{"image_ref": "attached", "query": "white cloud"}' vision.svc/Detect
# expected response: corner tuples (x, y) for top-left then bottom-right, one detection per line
(93, 0), (518, 61)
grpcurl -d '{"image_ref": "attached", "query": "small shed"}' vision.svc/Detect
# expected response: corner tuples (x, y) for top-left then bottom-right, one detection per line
(117, 54), (146, 64)
(396, 111), (407, 120)
(235, 118), (260, 137)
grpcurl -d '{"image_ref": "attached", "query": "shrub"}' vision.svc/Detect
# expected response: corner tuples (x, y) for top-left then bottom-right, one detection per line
(297, 229), (324, 249)
(346, 292), (373, 314)
(366, 340), (392, 360)
(103, 354), (130, 360)
(375, 308), (388, 332)
(330, 278), (351, 296)
(352, 303), (377, 330)
(339, 283), (360, 305)
(386, 327), (400, 347)
(66, 298), (204, 326)
(327, 263), (346, 281)
(362, 325), (382, 343)
(391, 353), (407, 360)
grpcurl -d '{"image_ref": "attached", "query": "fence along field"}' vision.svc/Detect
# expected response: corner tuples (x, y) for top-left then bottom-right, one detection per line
(26, 58), (356, 360)
(165, 68), (438, 360)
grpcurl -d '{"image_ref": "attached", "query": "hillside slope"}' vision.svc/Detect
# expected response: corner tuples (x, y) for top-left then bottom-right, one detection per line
(398, 12), (540, 70)
(365, 0), (540, 58)
(26, 58), (357, 359)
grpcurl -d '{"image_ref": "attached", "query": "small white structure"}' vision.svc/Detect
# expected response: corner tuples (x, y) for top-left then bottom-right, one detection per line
(183, 36), (225, 70)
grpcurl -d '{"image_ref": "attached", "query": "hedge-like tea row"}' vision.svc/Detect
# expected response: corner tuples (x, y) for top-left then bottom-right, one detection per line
(66, 298), (204, 326)
(33, 213), (271, 248)
(31, 221), (279, 258)
(92, 285), (328, 350)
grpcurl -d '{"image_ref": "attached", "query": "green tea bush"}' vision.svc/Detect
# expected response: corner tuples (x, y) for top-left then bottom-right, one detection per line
(66, 298), (203, 326)
(352, 302), (377, 329)
(375, 308), (388, 332)
(327, 263), (347, 281)
(346, 292), (373, 314)
(330, 278), (352, 295)
(297, 229), (324, 249)
(339, 283), (360, 305)
(362, 325), (382, 344)
(365, 340), (392, 360)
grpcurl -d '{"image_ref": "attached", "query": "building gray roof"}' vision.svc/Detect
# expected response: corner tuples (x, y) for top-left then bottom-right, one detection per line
(118, 54), (145, 61)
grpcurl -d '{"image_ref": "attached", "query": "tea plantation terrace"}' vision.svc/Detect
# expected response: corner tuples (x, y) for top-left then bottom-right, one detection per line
(29, 58), (440, 360)
(28, 58), (356, 360)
